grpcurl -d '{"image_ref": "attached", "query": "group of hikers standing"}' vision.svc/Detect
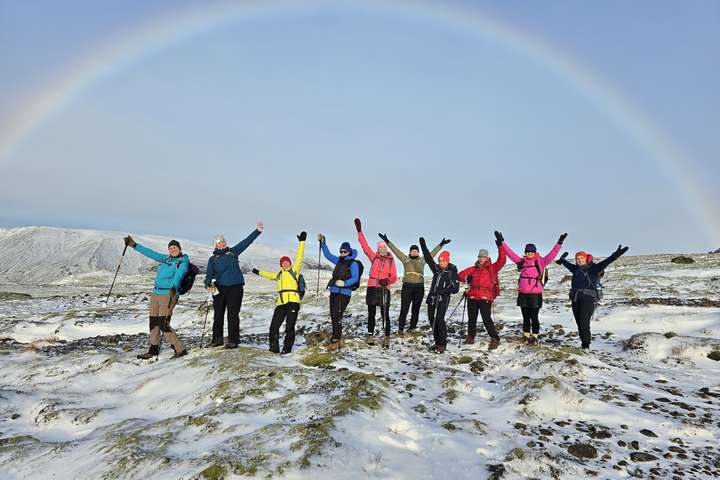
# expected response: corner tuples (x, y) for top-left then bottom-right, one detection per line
(122, 218), (629, 359)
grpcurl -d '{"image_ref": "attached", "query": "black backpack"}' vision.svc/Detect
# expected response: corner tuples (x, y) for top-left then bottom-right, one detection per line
(517, 258), (548, 287)
(278, 269), (306, 300)
(177, 262), (199, 295)
(349, 260), (365, 291)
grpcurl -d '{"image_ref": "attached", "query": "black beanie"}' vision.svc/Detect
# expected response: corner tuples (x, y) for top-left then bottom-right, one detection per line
(409, 244), (420, 253)
(168, 239), (181, 249)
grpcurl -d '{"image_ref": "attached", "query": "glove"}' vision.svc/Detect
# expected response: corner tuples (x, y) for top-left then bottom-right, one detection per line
(466, 275), (473, 285)
(378, 233), (389, 243)
(252, 268), (260, 275)
(494, 231), (504, 245)
(335, 280), (345, 287)
(169, 287), (176, 297)
(297, 231), (307, 242)
(354, 218), (362, 232)
(555, 252), (569, 265)
(440, 237), (451, 246)
(558, 233), (568, 245)
(615, 245), (629, 256)
(317, 233), (325, 244)
(379, 278), (389, 287)
(124, 235), (136, 248)
(256, 222), (264, 232)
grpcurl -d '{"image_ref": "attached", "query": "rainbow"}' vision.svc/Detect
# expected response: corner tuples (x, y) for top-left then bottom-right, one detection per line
(1, 0), (717, 244)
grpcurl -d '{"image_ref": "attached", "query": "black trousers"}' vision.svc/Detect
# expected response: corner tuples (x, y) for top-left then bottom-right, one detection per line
(427, 295), (449, 347)
(329, 293), (350, 340)
(212, 284), (244, 344)
(572, 298), (595, 348)
(467, 299), (499, 340)
(368, 288), (391, 336)
(398, 283), (424, 331)
(269, 302), (300, 353)
(521, 306), (540, 334)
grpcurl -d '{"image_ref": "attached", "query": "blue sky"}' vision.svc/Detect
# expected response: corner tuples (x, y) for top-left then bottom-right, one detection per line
(0, 0), (718, 264)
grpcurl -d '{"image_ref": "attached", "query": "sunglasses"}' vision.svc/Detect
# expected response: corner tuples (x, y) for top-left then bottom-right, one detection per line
(339, 250), (349, 254)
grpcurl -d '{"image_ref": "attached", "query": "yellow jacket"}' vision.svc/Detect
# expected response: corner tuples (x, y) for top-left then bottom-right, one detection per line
(258, 240), (305, 305)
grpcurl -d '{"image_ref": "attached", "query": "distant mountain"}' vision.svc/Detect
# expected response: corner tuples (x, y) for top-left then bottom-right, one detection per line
(0, 226), (288, 285)
(710, 248), (720, 254)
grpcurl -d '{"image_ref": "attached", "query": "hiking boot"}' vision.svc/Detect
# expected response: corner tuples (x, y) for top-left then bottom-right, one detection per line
(428, 343), (437, 352)
(281, 348), (292, 355)
(225, 342), (238, 349)
(366, 334), (376, 345)
(326, 339), (341, 351)
(382, 336), (390, 349)
(527, 335), (538, 346)
(171, 348), (188, 359)
(463, 335), (475, 345)
(397, 330), (405, 338)
(210, 339), (224, 347)
(488, 338), (500, 350)
(434, 344), (446, 354)
(136, 345), (159, 359)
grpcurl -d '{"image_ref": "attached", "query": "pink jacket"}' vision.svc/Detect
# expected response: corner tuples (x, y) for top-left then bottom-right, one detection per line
(502, 242), (562, 294)
(358, 231), (398, 289)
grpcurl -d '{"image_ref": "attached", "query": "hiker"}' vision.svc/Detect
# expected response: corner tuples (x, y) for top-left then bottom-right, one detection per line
(380, 233), (449, 335)
(556, 245), (629, 350)
(457, 238), (507, 349)
(204, 223), (264, 349)
(355, 218), (398, 348)
(319, 234), (361, 350)
(124, 236), (188, 359)
(495, 230), (565, 345)
(252, 232), (306, 354)
(420, 237), (459, 354)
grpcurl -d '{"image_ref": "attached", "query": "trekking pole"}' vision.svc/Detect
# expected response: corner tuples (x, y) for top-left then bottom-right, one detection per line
(446, 293), (467, 321)
(316, 241), (322, 303)
(200, 293), (211, 348)
(106, 244), (128, 304)
(458, 295), (467, 348)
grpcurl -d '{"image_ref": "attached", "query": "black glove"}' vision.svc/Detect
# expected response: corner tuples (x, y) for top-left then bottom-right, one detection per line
(252, 268), (260, 275)
(379, 278), (389, 287)
(354, 218), (362, 232)
(440, 237), (451, 246)
(317, 234), (325, 244)
(466, 275), (473, 285)
(124, 235), (136, 248)
(494, 231), (504, 245)
(297, 231), (307, 242)
(558, 233), (568, 245)
(378, 233), (389, 243)
(615, 245), (629, 256)
(556, 252), (569, 265)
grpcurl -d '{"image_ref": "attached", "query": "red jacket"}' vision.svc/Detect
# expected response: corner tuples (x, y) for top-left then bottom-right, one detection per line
(457, 248), (507, 301)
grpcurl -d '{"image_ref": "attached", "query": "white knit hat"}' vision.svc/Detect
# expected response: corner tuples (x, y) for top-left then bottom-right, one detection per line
(214, 235), (226, 246)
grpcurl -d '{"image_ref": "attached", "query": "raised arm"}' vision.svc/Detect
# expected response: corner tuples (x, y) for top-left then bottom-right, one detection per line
(419, 237), (438, 274)
(257, 270), (278, 281)
(134, 243), (167, 263)
(593, 245), (629, 272)
(320, 239), (339, 265)
(494, 245), (508, 271)
(430, 241), (444, 258)
(540, 233), (566, 266)
(231, 225), (262, 256)
(357, 231), (376, 261)
(294, 232), (307, 274)
(385, 238), (408, 263)
(560, 259), (578, 273)
(501, 242), (522, 264)
(171, 257), (189, 290)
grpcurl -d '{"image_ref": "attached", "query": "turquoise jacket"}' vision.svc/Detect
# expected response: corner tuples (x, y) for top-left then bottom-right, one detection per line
(134, 243), (189, 295)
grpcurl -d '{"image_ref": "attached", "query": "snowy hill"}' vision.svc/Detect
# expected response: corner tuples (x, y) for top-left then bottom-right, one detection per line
(0, 243), (718, 479)
(0, 226), (288, 285)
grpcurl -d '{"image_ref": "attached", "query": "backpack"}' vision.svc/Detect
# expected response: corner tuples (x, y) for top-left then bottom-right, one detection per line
(277, 269), (306, 300)
(517, 258), (548, 287)
(177, 262), (199, 295)
(349, 260), (364, 291)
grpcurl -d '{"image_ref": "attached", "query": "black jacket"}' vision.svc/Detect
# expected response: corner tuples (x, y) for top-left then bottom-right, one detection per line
(420, 239), (459, 302)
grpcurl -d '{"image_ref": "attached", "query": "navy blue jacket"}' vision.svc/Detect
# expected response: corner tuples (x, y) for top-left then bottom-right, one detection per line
(560, 251), (622, 301)
(204, 229), (262, 287)
(321, 242), (360, 297)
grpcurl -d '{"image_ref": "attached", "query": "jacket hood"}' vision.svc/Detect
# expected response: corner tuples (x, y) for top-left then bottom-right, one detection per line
(340, 248), (358, 261)
(213, 247), (230, 255)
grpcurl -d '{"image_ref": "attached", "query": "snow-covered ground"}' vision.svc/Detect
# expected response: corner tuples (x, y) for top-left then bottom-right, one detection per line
(0, 231), (718, 479)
